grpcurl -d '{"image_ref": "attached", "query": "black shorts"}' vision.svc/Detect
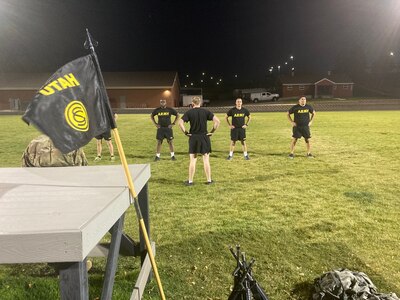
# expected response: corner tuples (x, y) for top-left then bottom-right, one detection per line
(188, 134), (211, 154)
(96, 130), (112, 141)
(156, 127), (174, 141)
(292, 125), (311, 139)
(231, 127), (246, 141)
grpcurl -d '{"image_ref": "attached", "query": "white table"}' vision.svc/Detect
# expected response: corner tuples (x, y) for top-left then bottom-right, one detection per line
(0, 164), (152, 300)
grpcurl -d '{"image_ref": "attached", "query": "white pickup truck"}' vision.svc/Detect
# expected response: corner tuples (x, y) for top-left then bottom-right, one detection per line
(181, 95), (210, 107)
(250, 92), (279, 103)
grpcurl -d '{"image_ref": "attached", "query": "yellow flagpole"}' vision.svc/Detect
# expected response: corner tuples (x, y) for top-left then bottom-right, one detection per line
(112, 128), (166, 300)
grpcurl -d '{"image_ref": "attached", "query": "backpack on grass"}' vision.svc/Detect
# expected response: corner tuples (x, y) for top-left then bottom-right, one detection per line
(22, 135), (88, 167)
(312, 269), (399, 300)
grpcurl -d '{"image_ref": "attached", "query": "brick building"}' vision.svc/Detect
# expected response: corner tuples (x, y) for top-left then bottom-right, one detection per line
(0, 71), (180, 110)
(280, 74), (354, 99)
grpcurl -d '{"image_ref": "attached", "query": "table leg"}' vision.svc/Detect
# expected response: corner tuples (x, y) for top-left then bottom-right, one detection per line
(59, 259), (88, 300)
(101, 214), (125, 300)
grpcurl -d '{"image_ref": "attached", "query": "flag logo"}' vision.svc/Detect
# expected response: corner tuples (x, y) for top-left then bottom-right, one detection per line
(64, 100), (89, 132)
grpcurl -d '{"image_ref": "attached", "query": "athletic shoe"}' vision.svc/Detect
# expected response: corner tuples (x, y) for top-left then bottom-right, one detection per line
(244, 155), (250, 160)
(205, 180), (214, 185)
(110, 156), (115, 161)
(184, 181), (193, 186)
(154, 156), (160, 161)
(171, 156), (176, 161)
(307, 153), (314, 158)
(288, 153), (294, 159)
(227, 155), (232, 160)
(94, 156), (101, 162)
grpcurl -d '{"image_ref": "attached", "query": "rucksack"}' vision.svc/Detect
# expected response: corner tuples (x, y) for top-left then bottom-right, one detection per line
(22, 135), (88, 167)
(312, 269), (399, 300)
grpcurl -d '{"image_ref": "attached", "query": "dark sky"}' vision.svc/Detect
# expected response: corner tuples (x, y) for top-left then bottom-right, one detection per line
(1, 0), (400, 82)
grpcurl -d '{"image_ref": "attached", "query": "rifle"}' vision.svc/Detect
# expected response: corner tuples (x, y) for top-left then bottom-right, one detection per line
(228, 245), (269, 300)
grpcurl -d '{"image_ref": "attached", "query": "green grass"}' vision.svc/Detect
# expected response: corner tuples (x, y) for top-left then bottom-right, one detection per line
(0, 111), (399, 299)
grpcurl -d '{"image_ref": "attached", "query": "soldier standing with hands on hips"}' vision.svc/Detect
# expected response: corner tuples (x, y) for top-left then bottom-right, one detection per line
(179, 96), (220, 185)
(151, 99), (179, 161)
(287, 96), (316, 159)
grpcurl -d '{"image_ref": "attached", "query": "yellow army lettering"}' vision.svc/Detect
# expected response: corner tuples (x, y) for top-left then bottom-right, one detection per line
(157, 112), (170, 116)
(39, 73), (80, 96)
(297, 109), (309, 113)
(234, 113), (245, 117)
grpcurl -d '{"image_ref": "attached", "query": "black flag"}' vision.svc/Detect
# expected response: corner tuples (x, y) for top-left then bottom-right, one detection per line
(23, 54), (111, 153)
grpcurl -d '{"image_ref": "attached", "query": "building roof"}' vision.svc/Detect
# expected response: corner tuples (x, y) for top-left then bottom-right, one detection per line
(280, 73), (353, 85)
(103, 72), (178, 89)
(0, 71), (178, 90)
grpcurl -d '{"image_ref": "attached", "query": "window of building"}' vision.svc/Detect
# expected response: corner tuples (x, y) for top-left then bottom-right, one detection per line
(343, 85), (349, 89)
(299, 85), (304, 91)
(333, 85), (337, 90)
(287, 85), (292, 91)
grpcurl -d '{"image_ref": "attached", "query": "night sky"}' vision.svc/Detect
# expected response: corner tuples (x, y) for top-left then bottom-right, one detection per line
(1, 0), (400, 82)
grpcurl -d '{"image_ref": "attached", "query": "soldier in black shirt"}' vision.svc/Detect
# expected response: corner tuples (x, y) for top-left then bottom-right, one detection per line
(225, 98), (251, 160)
(287, 96), (316, 158)
(151, 99), (179, 161)
(179, 96), (220, 185)
(94, 112), (117, 162)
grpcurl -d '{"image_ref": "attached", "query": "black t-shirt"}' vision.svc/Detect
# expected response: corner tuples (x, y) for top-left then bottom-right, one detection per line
(182, 108), (214, 134)
(227, 107), (250, 128)
(151, 107), (178, 127)
(288, 104), (314, 126)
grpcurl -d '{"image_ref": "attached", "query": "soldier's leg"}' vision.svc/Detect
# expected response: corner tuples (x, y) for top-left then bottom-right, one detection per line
(106, 140), (114, 157)
(188, 154), (197, 182)
(97, 139), (102, 157)
(290, 138), (297, 154)
(202, 153), (212, 182)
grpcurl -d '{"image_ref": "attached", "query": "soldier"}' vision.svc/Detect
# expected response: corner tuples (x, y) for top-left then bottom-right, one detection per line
(94, 113), (118, 162)
(150, 99), (179, 161)
(226, 98), (251, 160)
(179, 96), (220, 185)
(287, 96), (316, 158)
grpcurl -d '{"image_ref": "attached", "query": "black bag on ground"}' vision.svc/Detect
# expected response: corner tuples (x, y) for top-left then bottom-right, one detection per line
(312, 269), (399, 300)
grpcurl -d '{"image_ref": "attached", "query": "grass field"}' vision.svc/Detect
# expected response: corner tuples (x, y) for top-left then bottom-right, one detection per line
(0, 110), (399, 299)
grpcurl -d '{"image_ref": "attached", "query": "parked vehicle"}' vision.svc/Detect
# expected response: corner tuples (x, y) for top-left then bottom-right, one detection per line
(182, 94), (203, 107)
(250, 92), (279, 103)
(180, 88), (209, 107)
(181, 95), (210, 107)
(202, 99), (210, 107)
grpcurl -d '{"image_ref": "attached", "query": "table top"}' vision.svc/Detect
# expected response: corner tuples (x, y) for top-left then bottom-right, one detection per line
(0, 164), (150, 263)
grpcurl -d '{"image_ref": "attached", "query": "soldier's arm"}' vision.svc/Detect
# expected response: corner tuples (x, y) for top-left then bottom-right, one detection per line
(309, 110), (316, 126)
